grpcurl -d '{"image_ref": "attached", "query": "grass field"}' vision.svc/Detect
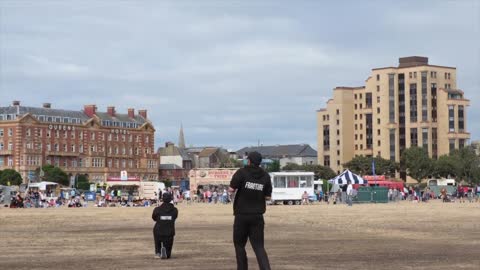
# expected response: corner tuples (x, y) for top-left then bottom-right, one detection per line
(1, 201), (479, 270)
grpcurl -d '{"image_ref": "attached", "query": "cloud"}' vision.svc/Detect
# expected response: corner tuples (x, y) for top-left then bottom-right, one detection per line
(1, 0), (479, 152)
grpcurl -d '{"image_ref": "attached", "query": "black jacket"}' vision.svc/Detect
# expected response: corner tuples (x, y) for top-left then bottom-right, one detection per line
(152, 202), (178, 236)
(230, 165), (272, 215)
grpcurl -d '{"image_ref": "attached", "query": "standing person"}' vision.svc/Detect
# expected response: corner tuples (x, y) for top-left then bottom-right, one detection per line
(346, 181), (353, 207)
(152, 193), (178, 259)
(301, 191), (309, 205)
(229, 151), (272, 270)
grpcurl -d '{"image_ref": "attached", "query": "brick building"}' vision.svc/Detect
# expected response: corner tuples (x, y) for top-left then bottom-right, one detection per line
(0, 101), (159, 184)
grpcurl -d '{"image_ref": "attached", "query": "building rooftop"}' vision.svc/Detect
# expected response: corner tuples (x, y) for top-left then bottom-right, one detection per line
(236, 144), (317, 158)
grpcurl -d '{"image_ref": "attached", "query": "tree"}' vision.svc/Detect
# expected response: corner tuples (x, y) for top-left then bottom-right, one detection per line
(344, 155), (398, 177)
(76, 174), (90, 190)
(282, 163), (336, 180)
(450, 147), (480, 185)
(219, 158), (243, 168)
(36, 165), (69, 186)
(282, 163), (304, 171)
(433, 154), (458, 179)
(265, 160), (280, 173)
(401, 147), (433, 183)
(0, 169), (23, 186)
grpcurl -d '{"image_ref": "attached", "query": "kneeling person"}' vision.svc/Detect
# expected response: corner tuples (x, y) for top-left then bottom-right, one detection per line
(152, 193), (178, 259)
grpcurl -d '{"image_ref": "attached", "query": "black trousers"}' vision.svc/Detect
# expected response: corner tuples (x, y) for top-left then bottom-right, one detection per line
(153, 229), (174, 258)
(233, 214), (271, 270)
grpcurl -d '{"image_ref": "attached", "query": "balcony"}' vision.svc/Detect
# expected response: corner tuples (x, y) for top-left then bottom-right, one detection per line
(46, 151), (80, 157)
(0, 150), (13, 155)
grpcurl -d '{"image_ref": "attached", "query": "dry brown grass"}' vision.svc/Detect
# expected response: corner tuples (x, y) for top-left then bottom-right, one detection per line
(1, 201), (479, 270)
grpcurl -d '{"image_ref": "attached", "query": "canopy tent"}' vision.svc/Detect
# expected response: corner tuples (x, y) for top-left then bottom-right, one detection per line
(328, 169), (368, 185)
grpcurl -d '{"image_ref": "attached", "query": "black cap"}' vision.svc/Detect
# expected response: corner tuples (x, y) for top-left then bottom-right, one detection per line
(247, 151), (262, 166)
(162, 192), (172, 203)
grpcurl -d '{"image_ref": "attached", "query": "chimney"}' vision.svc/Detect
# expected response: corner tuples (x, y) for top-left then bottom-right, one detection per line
(107, 106), (116, 117)
(43, 103), (51, 109)
(12, 100), (20, 106)
(138, 109), (147, 119)
(83, 104), (97, 117)
(128, 108), (135, 118)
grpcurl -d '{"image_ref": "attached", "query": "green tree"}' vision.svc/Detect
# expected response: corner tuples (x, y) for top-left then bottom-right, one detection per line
(76, 174), (90, 190)
(282, 163), (304, 171)
(433, 154), (458, 179)
(265, 160), (280, 172)
(305, 165), (336, 180)
(450, 147), (480, 185)
(220, 158), (243, 168)
(163, 179), (172, 188)
(344, 155), (398, 177)
(36, 165), (69, 186)
(343, 156), (371, 175)
(0, 169), (23, 186)
(401, 147), (433, 183)
(282, 163), (336, 180)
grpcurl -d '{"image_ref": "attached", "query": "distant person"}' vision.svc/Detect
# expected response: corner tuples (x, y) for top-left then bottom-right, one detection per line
(302, 191), (309, 205)
(152, 193), (178, 259)
(229, 151), (272, 270)
(346, 181), (353, 207)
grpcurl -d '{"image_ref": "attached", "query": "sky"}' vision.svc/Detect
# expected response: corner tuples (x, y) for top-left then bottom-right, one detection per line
(0, 0), (479, 151)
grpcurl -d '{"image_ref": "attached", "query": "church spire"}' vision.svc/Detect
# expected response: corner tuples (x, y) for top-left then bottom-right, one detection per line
(178, 123), (186, 149)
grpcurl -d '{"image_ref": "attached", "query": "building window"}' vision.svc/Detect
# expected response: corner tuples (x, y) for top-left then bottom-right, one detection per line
(337, 140), (340, 146)
(71, 145), (76, 152)
(377, 119), (380, 124)
(355, 134), (358, 140)
(377, 129), (381, 136)
(377, 96), (380, 104)
(337, 160), (340, 166)
(354, 104), (358, 110)
(377, 107), (380, 114)
(8, 128), (13, 136)
(336, 129), (340, 136)
(63, 144), (67, 152)
(410, 128), (418, 146)
(377, 86), (380, 92)
(409, 83), (417, 122)
(389, 129), (396, 161)
(448, 105), (455, 132)
(376, 74), (380, 81)
(378, 140), (381, 146)
(323, 155), (330, 167)
(449, 139), (455, 153)
(336, 120), (339, 125)
(458, 105), (464, 132)
(336, 109), (340, 115)
(422, 128), (428, 154)
(0, 129), (3, 137)
(389, 74), (395, 123)
(459, 139), (465, 149)
(354, 94), (357, 99)
(355, 114), (358, 120)
(366, 93), (372, 108)
(421, 71), (428, 122)
(337, 150), (340, 155)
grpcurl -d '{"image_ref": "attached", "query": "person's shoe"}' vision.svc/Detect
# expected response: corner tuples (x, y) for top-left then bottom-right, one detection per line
(160, 247), (167, 259)
(154, 253), (161, 259)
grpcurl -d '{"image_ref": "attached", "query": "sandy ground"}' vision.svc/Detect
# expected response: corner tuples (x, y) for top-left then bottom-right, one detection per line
(0, 201), (479, 270)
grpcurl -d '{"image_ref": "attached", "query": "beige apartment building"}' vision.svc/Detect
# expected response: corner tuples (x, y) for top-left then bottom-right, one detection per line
(317, 56), (470, 180)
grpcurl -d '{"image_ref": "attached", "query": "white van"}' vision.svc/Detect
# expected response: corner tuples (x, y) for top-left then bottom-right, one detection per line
(140, 181), (165, 200)
(270, 172), (315, 205)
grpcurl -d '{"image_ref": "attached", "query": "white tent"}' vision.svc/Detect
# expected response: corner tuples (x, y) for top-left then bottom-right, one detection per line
(328, 169), (368, 185)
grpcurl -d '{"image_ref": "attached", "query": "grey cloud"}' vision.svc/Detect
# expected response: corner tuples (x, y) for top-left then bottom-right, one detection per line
(1, 0), (479, 151)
